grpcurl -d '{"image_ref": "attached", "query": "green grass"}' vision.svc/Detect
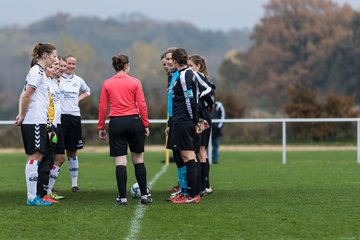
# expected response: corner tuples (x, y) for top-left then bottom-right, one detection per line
(1, 151), (360, 239)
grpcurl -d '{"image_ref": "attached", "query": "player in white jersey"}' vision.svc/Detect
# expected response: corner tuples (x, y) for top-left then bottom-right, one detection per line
(46, 57), (67, 200)
(36, 62), (63, 204)
(15, 42), (58, 206)
(60, 55), (91, 192)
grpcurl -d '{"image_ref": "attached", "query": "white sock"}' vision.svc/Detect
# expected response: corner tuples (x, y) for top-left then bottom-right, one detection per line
(25, 159), (39, 200)
(68, 156), (79, 187)
(48, 165), (61, 194)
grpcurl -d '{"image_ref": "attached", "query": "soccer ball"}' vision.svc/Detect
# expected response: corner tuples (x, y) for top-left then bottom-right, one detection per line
(131, 182), (150, 199)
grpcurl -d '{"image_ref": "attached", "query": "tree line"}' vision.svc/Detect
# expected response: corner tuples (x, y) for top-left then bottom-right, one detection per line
(1, 0), (360, 147)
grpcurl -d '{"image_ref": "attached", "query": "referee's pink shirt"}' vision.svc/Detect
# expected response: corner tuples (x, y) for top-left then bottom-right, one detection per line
(98, 73), (149, 130)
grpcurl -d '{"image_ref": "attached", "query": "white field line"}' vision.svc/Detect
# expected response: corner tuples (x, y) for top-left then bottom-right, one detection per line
(125, 165), (168, 240)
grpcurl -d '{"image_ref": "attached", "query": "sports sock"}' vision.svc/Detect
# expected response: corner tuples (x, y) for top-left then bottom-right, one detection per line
(200, 162), (208, 192)
(134, 163), (148, 196)
(206, 158), (210, 188)
(68, 156), (79, 187)
(178, 166), (188, 195)
(48, 165), (61, 194)
(25, 159), (39, 200)
(186, 159), (199, 198)
(116, 165), (127, 198)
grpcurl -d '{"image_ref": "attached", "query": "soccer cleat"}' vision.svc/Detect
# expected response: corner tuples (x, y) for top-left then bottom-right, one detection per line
(71, 186), (81, 192)
(42, 195), (59, 204)
(170, 190), (181, 198)
(141, 194), (153, 204)
(173, 195), (201, 204)
(200, 187), (213, 197)
(27, 195), (53, 206)
(205, 187), (213, 195)
(48, 192), (65, 200)
(115, 197), (128, 206)
(165, 190), (182, 201)
(168, 185), (180, 193)
(170, 193), (187, 203)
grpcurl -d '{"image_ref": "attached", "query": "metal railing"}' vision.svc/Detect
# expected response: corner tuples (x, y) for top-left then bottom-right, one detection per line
(2, 118), (360, 164)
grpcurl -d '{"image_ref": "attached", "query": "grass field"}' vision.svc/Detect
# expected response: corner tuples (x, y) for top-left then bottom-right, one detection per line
(1, 150), (360, 239)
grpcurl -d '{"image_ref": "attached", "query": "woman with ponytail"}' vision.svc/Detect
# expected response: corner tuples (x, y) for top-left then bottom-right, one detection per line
(98, 54), (152, 206)
(15, 42), (58, 206)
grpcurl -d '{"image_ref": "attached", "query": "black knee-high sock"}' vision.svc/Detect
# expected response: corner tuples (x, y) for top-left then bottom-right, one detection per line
(116, 165), (127, 198)
(200, 162), (208, 192)
(196, 161), (201, 194)
(134, 163), (148, 196)
(186, 160), (199, 198)
(206, 158), (210, 188)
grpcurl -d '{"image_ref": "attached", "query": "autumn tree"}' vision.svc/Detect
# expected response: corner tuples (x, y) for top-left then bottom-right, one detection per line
(248, 0), (355, 112)
(322, 12), (360, 102)
(284, 83), (359, 141)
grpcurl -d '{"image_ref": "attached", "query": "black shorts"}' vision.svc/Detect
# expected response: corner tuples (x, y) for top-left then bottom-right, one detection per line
(54, 124), (65, 155)
(21, 124), (49, 155)
(61, 114), (83, 151)
(166, 118), (174, 150)
(171, 120), (196, 151)
(108, 115), (145, 157)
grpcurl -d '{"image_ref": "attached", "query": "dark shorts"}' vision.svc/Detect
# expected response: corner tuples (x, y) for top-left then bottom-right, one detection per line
(171, 120), (196, 151)
(61, 114), (83, 151)
(166, 118), (174, 150)
(21, 124), (48, 155)
(54, 124), (65, 155)
(108, 115), (145, 157)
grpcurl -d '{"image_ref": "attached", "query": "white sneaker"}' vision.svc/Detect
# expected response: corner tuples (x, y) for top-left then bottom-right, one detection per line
(205, 187), (213, 195)
(115, 197), (128, 206)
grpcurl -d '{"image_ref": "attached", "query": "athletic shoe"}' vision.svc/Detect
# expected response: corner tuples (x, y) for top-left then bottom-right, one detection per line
(205, 187), (213, 194)
(170, 190), (181, 198)
(49, 192), (65, 200)
(42, 195), (59, 204)
(27, 195), (53, 206)
(48, 192), (65, 200)
(168, 185), (180, 193)
(141, 194), (153, 204)
(71, 186), (81, 192)
(170, 193), (187, 203)
(173, 195), (201, 204)
(115, 197), (128, 206)
(200, 187), (213, 197)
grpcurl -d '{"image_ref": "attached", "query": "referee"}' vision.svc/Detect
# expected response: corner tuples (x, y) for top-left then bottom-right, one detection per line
(98, 54), (152, 206)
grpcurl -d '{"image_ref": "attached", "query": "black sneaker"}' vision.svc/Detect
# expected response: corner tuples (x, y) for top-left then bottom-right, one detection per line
(71, 186), (81, 192)
(141, 194), (153, 204)
(115, 197), (128, 206)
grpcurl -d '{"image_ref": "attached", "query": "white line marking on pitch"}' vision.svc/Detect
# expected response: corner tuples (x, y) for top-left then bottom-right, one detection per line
(126, 165), (168, 240)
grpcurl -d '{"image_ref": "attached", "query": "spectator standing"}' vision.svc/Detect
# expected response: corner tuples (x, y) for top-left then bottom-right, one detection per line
(210, 100), (225, 164)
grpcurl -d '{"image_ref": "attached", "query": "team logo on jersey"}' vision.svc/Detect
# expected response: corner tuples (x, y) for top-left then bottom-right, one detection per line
(184, 90), (194, 98)
(72, 83), (78, 88)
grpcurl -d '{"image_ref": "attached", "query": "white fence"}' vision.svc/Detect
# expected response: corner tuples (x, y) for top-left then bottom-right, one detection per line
(2, 118), (360, 164)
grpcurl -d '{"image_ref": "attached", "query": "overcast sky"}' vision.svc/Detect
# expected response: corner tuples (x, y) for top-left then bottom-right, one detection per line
(0, 0), (359, 31)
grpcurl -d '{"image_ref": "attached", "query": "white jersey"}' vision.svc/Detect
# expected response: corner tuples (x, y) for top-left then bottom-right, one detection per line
(23, 65), (49, 124)
(48, 78), (61, 127)
(60, 73), (91, 116)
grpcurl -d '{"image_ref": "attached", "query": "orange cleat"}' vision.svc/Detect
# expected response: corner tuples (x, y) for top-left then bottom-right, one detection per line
(42, 195), (59, 204)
